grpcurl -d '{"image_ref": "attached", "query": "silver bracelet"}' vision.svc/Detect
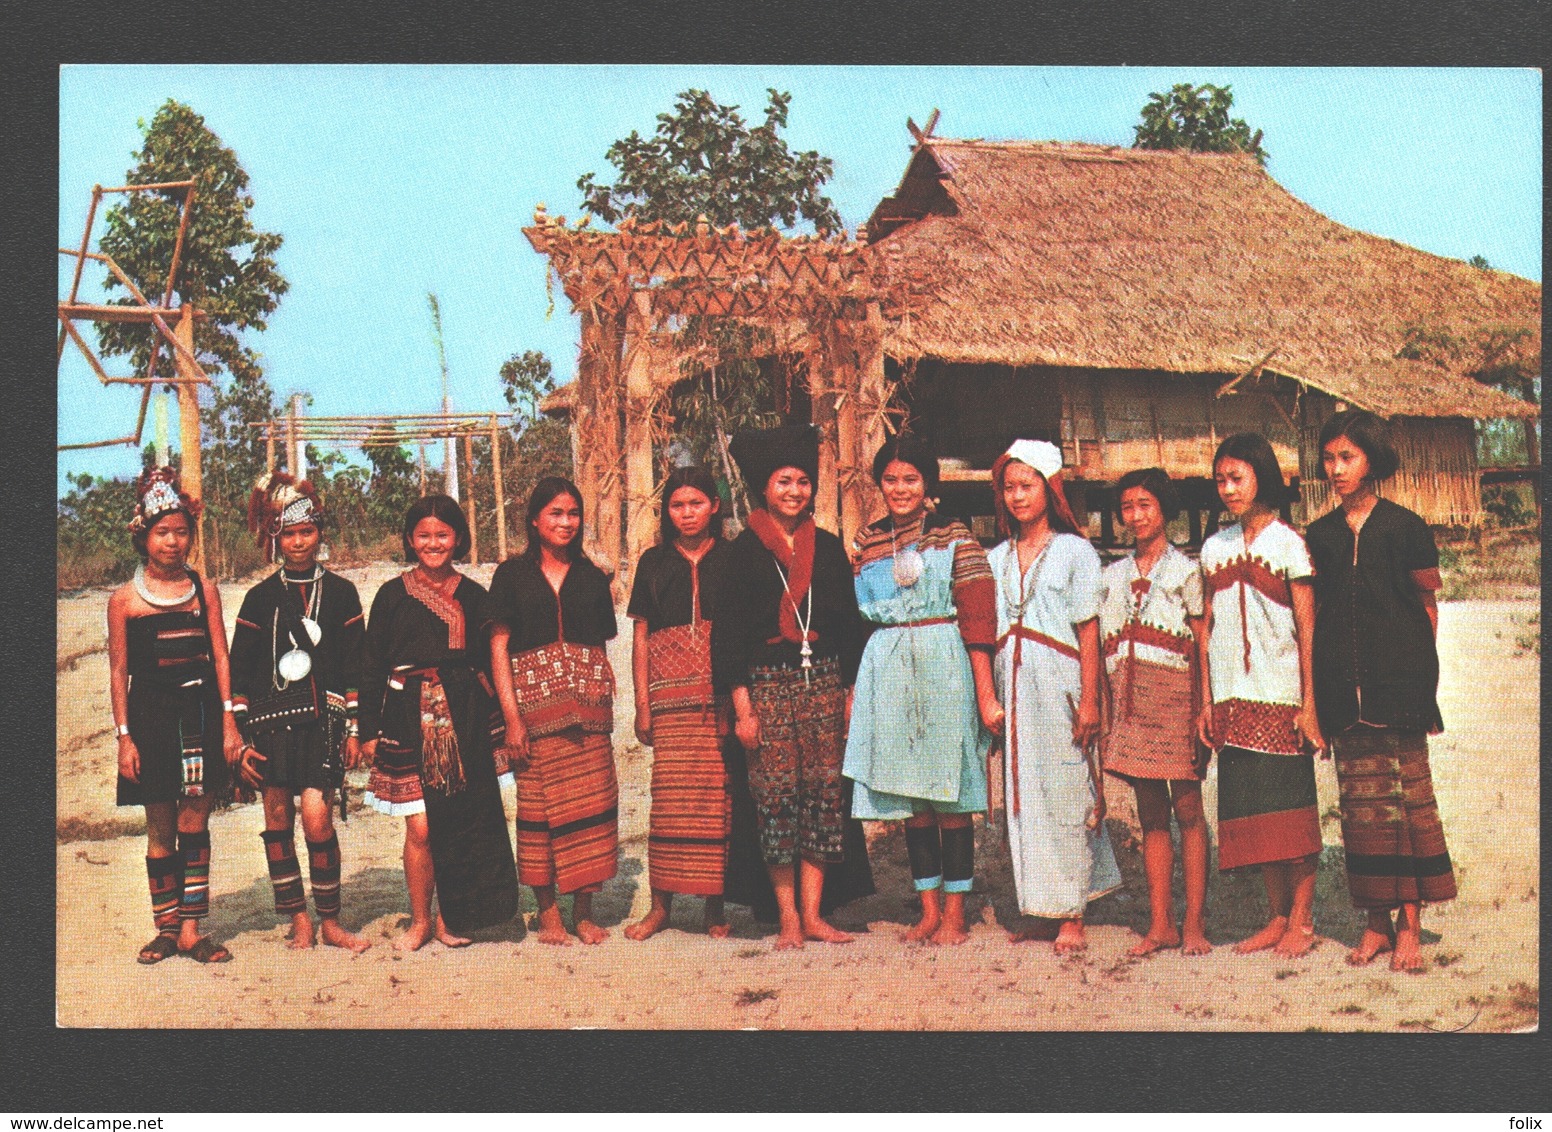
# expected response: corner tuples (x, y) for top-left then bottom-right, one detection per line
(115, 723), (131, 738)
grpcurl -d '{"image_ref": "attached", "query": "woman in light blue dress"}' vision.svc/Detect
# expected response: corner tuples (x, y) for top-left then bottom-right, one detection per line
(845, 436), (1001, 945)
(987, 439), (1122, 951)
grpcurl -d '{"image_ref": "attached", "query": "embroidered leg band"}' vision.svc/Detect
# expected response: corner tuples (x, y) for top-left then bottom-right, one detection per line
(941, 823), (975, 895)
(146, 854), (183, 934)
(306, 834), (342, 920)
(177, 830), (211, 920)
(904, 821), (943, 892)
(261, 830), (307, 916)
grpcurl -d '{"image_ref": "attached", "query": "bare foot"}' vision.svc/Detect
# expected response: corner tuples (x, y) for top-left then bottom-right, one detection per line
(319, 918), (371, 953)
(624, 907), (669, 941)
(1273, 923), (1317, 958)
(1390, 927), (1426, 973)
(1053, 920), (1087, 954)
(930, 919), (970, 946)
(393, 918), (435, 952)
(1182, 926), (1213, 956)
(802, 915), (854, 944)
(1232, 915), (1289, 954)
(903, 912), (941, 943)
(774, 913), (805, 951)
(535, 905), (571, 946)
(575, 919), (609, 945)
(1346, 928), (1394, 966)
(434, 915), (472, 948)
(287, 911), (317, 950)
(1128, 929), (1182, 957)
(704, 900), (732, 938)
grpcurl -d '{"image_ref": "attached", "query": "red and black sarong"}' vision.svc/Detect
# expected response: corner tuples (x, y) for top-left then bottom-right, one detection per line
(1216, 745), (1322, 869)
(1332, 727), (1456, 908)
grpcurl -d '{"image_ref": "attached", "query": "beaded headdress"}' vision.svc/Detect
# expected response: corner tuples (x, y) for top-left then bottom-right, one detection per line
(247, 472), (324, 550)
(128, 466), (201, 534)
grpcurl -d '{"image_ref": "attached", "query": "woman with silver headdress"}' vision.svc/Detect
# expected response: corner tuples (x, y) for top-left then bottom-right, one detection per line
(107, 466), (243, 964)
(229, 473), (370, 953)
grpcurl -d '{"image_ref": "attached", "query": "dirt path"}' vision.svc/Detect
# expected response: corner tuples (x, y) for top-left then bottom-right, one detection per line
(56, 571), (1539, 1030)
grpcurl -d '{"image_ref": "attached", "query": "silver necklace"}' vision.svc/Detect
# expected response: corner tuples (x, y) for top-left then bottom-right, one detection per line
(275, 569), (323, 688)
(1002, 533), (1053, 624)
(771, 559), (816, 683)
(134, 564), (195, 609)
(890, 517), (924, 589)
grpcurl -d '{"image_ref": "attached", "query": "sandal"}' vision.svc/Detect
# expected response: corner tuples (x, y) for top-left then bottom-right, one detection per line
(181, 937), (233, 964)
(138, 933), (180, 965)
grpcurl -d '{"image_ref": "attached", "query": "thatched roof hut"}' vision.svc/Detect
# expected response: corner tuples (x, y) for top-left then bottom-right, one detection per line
(863, 138), (1539, 528)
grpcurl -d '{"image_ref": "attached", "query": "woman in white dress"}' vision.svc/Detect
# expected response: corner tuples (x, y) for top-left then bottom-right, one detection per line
(987, 440), (1122, 951)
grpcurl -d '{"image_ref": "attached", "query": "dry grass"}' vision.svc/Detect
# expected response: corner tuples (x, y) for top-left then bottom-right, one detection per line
(1438, 525), (1540, 600)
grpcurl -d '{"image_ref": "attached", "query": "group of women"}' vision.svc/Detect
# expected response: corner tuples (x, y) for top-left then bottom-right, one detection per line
(107, 409), (1455, 974)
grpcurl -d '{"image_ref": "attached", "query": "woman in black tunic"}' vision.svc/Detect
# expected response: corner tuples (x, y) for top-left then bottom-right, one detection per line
(229, 473), (370, 953)
(623, 466), (734, 941)
(712, 425), (873, 950)
(1307, 410), (1456, 972)
(107, 467), (242, 963)
(360, 494), (517, 950)
(489, 477), (620, 945)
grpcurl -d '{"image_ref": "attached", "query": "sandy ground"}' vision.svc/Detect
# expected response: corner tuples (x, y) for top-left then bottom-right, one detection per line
(56, 565), (1539, 1030)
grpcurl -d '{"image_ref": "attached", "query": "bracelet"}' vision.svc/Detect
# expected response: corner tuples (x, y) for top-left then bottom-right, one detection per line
(222, 700), (236, 713)
(115, 723), (130, 738)
(344, 721), (359, 738)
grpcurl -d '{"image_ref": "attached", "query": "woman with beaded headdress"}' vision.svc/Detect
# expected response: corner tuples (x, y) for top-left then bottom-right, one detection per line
(359, 494), (518, 950)
(710, 424), (874, 950)
(107, 466), (243, 963)
(987, 440), (1122, 951)
(844, 434), (1001, 946)
(228, 472), (370, 953)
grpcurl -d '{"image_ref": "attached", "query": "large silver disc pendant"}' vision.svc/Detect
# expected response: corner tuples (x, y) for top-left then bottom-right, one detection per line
(278, 648), (313, 682)
(893, 547), (924, 588)
(300, 617), (322, 645)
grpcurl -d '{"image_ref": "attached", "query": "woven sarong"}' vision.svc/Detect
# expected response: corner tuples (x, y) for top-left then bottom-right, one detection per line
(1102, 658), (1200, 781)
(515, 729), (618, 894)
(1333, 727), (1456, 908)
(646, 623), (724, 723)
(646, 708), (731, 895)
(1216, 745), (1322, 869)
(747, 658), (846, 867)
(510, 642), (614, 737)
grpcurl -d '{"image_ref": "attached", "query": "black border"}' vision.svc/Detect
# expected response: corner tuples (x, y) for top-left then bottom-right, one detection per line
(12, 0), (1549, 1113)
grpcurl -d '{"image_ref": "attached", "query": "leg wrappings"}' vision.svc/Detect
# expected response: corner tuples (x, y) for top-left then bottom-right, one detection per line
(941, 823), (975, 894)
(177, 830), (211, 920)
(145, 854), (183, 934)
(306, 833), (342, 920)
(261, 829), (307, 916)
(904, 822), (943, 892)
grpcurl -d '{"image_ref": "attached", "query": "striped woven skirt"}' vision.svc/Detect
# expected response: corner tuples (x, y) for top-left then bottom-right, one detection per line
(515, 728), (619, 894)
(1332, 727), (1456, 908)
(1216, 745), (1322, 869)
(646, 708), (731, 896)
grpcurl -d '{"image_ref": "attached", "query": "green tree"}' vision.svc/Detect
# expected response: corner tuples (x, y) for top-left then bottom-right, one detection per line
(497, 350), (574, 539)
(1134, 83), (1268, 164)
(363, 423), (423, 533)
(576, 89), (839, 516)
(88, 100), (289, 579)
(577, 88), (841, 232)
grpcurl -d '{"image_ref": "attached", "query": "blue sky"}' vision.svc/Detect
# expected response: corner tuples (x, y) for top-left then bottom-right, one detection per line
(57, 66), (1542, 494)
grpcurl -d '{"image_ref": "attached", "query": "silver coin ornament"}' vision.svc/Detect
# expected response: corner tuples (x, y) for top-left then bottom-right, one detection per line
(301, 617), (322, 645)
(277, 648), (313, 682)
(893, 546), (925, 588)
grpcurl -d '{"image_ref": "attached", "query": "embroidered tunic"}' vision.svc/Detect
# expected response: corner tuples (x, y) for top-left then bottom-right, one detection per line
(1097, 544), (1204, 781)
(844, 514), (996, 819)
(988, 534), (1122, 917)
(1199, 519), (1314, 754)
(230, 568), (364, 792)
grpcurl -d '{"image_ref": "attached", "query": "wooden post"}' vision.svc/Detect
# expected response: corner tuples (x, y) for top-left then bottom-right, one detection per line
(265, 426), (276, 475)
(291, 393), (308, 481)
(285, 399), (298, 476)
(850, 301), (889, 531)
(812, 378), (840, 536)
(173, 306), (204, 571)
(463, 431), (480, 563)
(576, 309), (625, 576)
(417, 441), (428, 495)
(490, 416), (508, 561)
(622, 292), (658, 588)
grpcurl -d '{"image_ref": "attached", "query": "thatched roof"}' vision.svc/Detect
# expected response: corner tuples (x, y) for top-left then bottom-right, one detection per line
(866, 139), (1539, 420)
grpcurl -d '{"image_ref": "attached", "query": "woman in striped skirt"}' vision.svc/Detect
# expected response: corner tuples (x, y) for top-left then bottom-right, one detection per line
(1197, 433), (1326, 958)
(490, 477), (620, 945)
(1307, 410), (1455, 972)
(624, 466), (735, 941)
